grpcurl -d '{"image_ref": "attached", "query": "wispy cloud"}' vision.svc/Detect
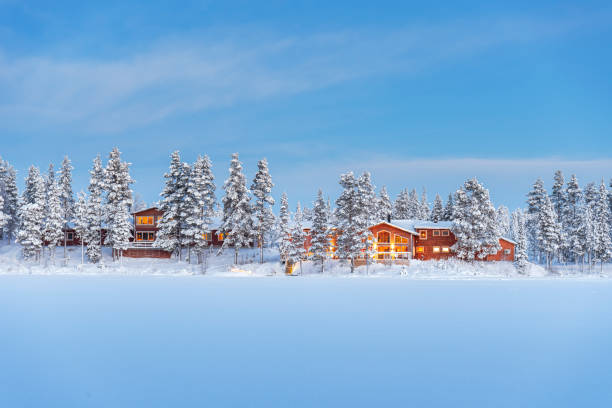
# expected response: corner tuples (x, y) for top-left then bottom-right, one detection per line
(0, 12), (601, 132)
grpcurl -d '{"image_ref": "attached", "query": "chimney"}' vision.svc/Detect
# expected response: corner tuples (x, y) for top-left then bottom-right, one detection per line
(386, 214), (391, 223)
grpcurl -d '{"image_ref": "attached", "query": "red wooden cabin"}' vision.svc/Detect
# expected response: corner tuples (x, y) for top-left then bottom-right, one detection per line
(123, 207), (228, 259)
(302, 219), (515, 263)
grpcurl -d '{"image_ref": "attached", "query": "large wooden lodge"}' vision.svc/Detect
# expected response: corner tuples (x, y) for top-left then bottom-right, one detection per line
(302, 219), (515, 263)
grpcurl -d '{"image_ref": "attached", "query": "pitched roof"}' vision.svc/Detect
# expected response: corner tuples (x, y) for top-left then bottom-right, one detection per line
(370, 220), (418, 235)
(131, 206), (160, 215)
(500, 236), (517, 245)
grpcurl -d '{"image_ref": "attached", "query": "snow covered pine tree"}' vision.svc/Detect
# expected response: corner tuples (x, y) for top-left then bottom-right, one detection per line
(156, 152), (189, 260)
(451, 178), (501, 260)
(277, 192), (292, 265)
(104, 148), (134, 261)
(251, 158), (275, 264)
(377, 186), (392, 222)
(334, 172), (367, 273)
(43, 180), (64, 264)
(17, 166), (46, 261)
(288, 203), (306, 274)
(59, 156), (75, 261)
(85, 156), (105, 264)
(220, 153), (254, 265)
(310, 189), (329, 273)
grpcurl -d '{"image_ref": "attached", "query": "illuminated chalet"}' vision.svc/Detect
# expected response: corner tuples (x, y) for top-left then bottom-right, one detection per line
(302, 219), (516, 263)
(123, 207), (227, 259)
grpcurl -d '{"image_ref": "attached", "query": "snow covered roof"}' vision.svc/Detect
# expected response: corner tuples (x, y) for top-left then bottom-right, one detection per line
(370, 220), (418, 235)
(131, 206), (159, 215)
(411, 220), (453, 229)
(382, 219), (453, 233)
(500, 236), (517, 245)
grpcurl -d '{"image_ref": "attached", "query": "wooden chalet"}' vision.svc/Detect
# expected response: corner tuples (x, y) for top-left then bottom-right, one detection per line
(302, 219), (515, 264)
(123, 207), (227, 259)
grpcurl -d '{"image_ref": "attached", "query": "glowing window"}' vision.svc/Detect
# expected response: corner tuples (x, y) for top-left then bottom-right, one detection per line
(137, 216), (154, 225)
(416, 246), (424, 253)
(394, 235), (408, 244)
(442, 230), (449, 236)
(433, 230), (440, 236)
(377, 231), (390, 243)
(419, 230), (427, 240)
(218, 233), (224, 241)
(442, 247), (450, 253)
(433, 247), (440, 253)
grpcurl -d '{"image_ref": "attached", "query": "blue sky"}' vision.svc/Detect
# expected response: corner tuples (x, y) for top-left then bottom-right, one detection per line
(0, 0), (611, 210)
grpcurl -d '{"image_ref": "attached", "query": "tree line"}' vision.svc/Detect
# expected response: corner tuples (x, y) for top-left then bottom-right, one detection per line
(0, 150), (609, 273)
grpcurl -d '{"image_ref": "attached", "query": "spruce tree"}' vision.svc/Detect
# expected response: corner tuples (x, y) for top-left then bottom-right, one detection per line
(73, 191), (89, 265)
(496, 205), (510, 237)
(537, 196), (561, 271)
(59, 156), (75, 259)
(0, 195), (7, 237)
(420, 188), (429, 220)
(442, 193), (454, 221)
(251, 158), (275, 264)
(378, 186), (392, 222)
(184, 155), (216, 267)
(277, 192), (292, 263)
(564, 174), (583, 264)
(407, 189), (421, 219)
(334, 172), (364, 273)
(393, 189), (410, 219)
(310, 189), (329, 273)
(220, 153), (254, 264)
(526, 178), (547, 262)
(512, 209), (529, 273)
(451, 178), (501, 260)
(17, 166), (45, 260)
(430, 194), (444, 222)
(551, 170), (565, 221)
(288, 203), (306, 274)
(584, 182), (598, 207)
(104, 148), (134, 261)
(593, 180), (612, 272)
(357, 172), (376, 270)
(2, 165), (19, 243)
(180, 162), (204, 263)
(44, 180), (64, 265)
(85, 156), (105, 264)
(156, 152), (189, 259)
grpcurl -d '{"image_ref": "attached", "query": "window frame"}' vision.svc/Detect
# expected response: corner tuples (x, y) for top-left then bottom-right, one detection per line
(433, 246), (440, 253)
(416, 246), (424, 253)
(419, 230), (427, 240)
(433, 230), (440, 236)
(377, 230), (391, 244)
(442, 247), (450, 253)
(66, 232), (74, 241)
(441, 230), (449, 236)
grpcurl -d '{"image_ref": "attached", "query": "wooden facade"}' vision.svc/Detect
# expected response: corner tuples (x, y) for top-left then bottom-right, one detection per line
(302, 220), (516, 263)
(124, 207), (229, 259)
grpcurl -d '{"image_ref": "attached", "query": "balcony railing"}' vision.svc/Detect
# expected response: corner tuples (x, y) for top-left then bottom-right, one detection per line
(130, 241), (157, 248)
(374, 252), (412, 260)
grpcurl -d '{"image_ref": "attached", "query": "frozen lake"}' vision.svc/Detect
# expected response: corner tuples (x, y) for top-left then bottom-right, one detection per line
(1, 276), (611, 407)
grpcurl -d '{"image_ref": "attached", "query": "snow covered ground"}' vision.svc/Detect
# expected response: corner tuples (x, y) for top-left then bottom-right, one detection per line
(1, 274), (612, 407)
(1, 243), (610, 279)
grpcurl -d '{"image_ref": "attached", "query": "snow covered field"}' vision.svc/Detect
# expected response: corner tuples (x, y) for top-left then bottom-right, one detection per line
(1, 270), (612, 407)
(1, 244), (612, 406)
